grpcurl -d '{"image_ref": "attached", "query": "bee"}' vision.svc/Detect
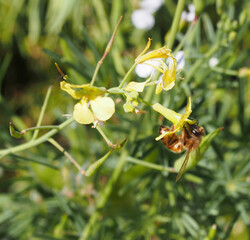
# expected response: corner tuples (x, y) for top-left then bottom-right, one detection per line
(159, 122), (205, 181)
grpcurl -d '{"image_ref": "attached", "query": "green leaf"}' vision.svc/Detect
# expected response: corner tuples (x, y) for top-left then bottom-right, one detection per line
(85, 150), (112, 177)
(9, 122), (23, 139)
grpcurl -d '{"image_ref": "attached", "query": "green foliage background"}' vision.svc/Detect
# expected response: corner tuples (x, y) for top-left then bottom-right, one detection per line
(0, 0), (249, 239)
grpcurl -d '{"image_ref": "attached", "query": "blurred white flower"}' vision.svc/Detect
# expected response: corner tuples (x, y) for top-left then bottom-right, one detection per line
(209, 57), (219, 67)
(131, 9), (155, 30)
(175, 51), (185, 69)
(181, 4), (196, 22)
(140, 0), (164, 13)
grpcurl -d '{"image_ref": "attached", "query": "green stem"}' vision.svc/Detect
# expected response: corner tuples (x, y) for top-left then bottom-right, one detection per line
(127, 156), (175, 173)
(80, 150), (128, 240)
(90, 16), (123, 86)
(31, 85), (53, 141)
(48, 138), (85, 174)
(138, 97), (153, 106)
(0, 117), (74, 159)
(166, 0), (186, 49)
(22, 125), (60, 134)
(96, 125), (114, 147)
(90, 63), (101, 86)
(118, 62), (137, 89)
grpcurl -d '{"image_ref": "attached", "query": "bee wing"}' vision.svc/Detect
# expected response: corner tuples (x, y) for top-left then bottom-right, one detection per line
(176, 150), (191, 182)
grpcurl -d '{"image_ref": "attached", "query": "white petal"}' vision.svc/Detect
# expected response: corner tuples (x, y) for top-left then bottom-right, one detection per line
(181, 11), (187, 20)
(186, 4), (196, 22)
(188, 4), (195, 14)
(91, 97), (115, 121)
(131, 9), (155, 30)
(209, 57), (219, 67)
(175, 51), (185, 69)
(140, 0), (164, 13)
(135, 64), (154, 78)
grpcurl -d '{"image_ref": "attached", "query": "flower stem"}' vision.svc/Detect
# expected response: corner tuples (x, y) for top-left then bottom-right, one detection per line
(126, 156), (175, 173)
(22, 125), (60, 134)
(166, 0), (186, 49)
(0, 117), (74, 159)
(118, 62), (137, 89)
(96, 125), (114, 147)
(31, 85), (53, 140)
(90, 16), (123, 86)
(48, 138), (85, 175)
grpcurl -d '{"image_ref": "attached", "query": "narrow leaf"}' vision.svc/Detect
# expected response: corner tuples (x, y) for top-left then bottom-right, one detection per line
(9, 122), (23, 139)
(85, 150), (112, 177)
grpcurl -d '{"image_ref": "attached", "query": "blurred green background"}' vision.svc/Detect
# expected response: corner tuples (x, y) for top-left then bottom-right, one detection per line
(0, 0), (249, 239)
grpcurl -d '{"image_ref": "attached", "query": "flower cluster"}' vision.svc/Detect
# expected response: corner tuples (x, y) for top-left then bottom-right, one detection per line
(60, 38), (191, 132)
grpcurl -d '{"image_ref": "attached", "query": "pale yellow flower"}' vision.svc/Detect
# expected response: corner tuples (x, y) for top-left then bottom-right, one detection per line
(61, 81), (115, 125)
(152, 97), (196, 140)
(135, 38), (177, 94)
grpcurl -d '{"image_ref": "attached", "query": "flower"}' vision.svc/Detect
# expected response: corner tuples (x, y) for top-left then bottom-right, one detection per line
(131, 9), (155, 30)
(155, 57), (177, 94)
(135, 38), (177, 94)
(152, 97), (196, 140)
(131, 0), (163, 30)
(181, 4), (196, 22)
(123, 77), (151, 113)
(123, 91), (139, 113)
(140, 0), (164, 13)
(60, 81), (115, 125)
(209, 57), (219, 67)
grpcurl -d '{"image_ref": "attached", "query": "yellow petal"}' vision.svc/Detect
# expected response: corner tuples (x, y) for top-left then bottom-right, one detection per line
(125, 81), (146, 92)
(91, 97), (115, 121)
(175, 97), (192, 129)
(125, 74), (152, 93)
(152, 103), (181, 124)
(73, 100), (94, 124)
(161, 57), (177, 91)
(135, 38), (152, 62)
(60, 81), (106, 100)
(136, 46), (172, 64)
(155, 83), (163, 94)
(162, 74), (175, 91)
(155, 128), (179, 141)
(60, 81), (89, 99)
